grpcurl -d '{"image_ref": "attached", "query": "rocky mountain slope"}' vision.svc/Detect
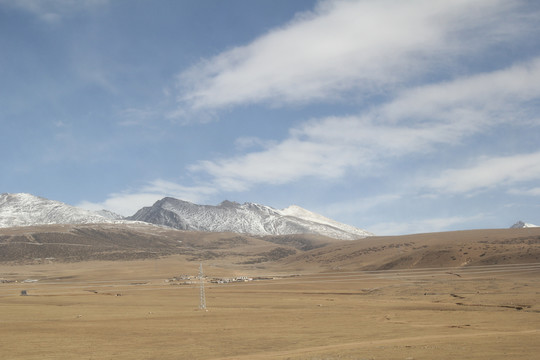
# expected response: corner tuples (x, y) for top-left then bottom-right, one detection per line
(129, 197), (373, 240)
(0, 193), (129, 228)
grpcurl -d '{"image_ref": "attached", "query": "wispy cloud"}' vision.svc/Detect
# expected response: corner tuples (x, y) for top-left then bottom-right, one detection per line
(377, 58), (540, 125)
(189, 58), (540, 192)
(1, 0), (108, 22)
(189, 127), (363, 191)
(118, 108), (160, 127)
(425, 152), (540, 195)
(175, 0), (531, 112)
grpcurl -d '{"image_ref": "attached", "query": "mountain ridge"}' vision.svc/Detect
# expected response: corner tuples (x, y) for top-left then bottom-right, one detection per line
(128, 197), (372, 240)
(0, 193), (372, 240)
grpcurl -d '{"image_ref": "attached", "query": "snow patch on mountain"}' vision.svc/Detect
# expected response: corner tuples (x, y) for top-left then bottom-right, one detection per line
(279, 205), (371, 237)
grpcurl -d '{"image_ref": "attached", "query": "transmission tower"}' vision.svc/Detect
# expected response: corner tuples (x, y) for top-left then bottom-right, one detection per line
(198, 262), (207, 310)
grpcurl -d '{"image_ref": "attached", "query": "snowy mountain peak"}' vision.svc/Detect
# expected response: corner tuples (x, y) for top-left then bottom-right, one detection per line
(510, 220), (539, 228)
(129, 197), (373, 240)
(0, 193), (132, 228)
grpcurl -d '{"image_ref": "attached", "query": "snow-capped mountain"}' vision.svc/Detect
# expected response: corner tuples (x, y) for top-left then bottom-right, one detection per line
(0, 193), (373, 239)
(510, 220), (539, 229)
(0, 193), (128, 228)
(128, 197), (373, 240)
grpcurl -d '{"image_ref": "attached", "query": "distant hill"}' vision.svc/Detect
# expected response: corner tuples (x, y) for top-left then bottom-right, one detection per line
(280, 228), (540, 271)
(128, 197), (373, 240)
(0, 223), (341, 264)
(1, 224), (538, 271)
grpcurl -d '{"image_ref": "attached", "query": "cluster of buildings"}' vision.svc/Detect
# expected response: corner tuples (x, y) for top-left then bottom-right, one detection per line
(165, 274), (195, 285)
(209, 276), (253, 284)
(0, 278), (37, 283)
(165, 274), (275, 285)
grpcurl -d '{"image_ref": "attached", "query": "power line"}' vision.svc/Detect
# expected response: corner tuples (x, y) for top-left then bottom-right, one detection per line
(198, 262), (207, 310)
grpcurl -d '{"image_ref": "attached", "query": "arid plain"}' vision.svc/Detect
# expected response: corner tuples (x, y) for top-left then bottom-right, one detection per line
(1, 226), (539, 359)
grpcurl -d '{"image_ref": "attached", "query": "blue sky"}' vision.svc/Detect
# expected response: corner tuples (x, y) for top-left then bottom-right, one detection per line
(1, 0), (540, 235)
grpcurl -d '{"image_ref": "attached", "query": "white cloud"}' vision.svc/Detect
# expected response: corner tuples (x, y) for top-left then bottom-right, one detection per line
(190, 130), (365, 191)
(378, 58), (540, 125)
(190, 116), (461, 191)
(78, 179), (216, 216)
(426, 152), (540, 195)
(190, 58), (540, 191)
(175, 0), (529, 112)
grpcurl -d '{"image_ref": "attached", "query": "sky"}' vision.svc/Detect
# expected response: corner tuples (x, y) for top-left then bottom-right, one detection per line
(1, 0), (540, 235)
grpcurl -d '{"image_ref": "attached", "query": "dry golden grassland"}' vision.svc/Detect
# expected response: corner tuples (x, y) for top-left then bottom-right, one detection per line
(1, 255), (539, 360)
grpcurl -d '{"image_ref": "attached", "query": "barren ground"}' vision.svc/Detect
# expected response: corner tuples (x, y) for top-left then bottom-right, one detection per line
(1, 252), (539, 359)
